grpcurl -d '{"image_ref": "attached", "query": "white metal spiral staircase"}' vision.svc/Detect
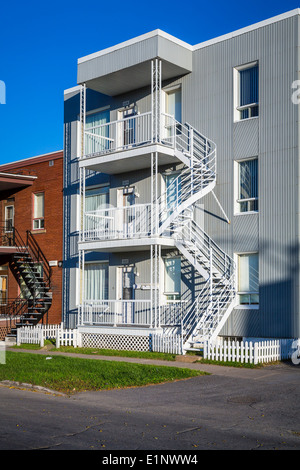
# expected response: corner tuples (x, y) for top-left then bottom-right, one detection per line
(156, 115), (236, 349)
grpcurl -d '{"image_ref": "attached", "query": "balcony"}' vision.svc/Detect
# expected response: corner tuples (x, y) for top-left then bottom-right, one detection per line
(79, 112), (192, 173)
(80, 300), (152, 327)
(79, 203), (175, 252)
(84, 204), (152, 241)
(79, 299), (188, 328)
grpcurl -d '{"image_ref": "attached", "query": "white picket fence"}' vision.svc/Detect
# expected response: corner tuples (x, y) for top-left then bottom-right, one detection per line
(151, 333), (182, 355)
(16, 324), (82, 348)
(203, 338), (299, 364)
(56, 328), (82, 348)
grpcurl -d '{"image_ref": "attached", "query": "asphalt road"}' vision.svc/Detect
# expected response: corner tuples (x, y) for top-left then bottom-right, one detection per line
(0, 355), (300, 452)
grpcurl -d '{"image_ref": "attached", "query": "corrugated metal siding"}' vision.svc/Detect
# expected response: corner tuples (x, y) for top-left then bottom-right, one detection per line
(180, 14), (299, 338)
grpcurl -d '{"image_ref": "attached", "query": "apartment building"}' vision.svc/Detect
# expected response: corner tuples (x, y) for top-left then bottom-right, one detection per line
(0, 151), (63, 339)
(63, 9), (300, 352)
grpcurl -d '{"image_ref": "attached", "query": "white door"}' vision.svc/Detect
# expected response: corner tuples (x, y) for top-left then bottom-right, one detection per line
(163, 88), (182, 143)
(118, 108), (136, 149)
(117, 188), (135, 238)
(117, 266), (135, 323)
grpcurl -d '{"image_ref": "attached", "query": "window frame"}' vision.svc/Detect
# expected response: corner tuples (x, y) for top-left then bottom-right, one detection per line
(234, 157), (258, 215)
(163, 256), (181, 301)
(32, 192), (45, 231)
(4, 205), (14, 233)
(233, 61), (259, 122)
(83, 261), (109, 302)
(235, 252), (259, 308)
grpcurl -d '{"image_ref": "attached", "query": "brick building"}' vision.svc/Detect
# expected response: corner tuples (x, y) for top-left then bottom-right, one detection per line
(0, 150), (63, 339)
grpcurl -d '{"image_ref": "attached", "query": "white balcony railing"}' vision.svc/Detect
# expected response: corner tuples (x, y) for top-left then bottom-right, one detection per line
(84, 204), (152, 241)
(84, 112), (152, 157)
(82, 112), (194, 158)
(81, 300), (152, 326)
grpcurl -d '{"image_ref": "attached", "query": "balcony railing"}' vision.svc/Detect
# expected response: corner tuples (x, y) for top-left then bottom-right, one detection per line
(82, 112), (193, 159)
(84, 204), (152, 241)
(84, 112), (152, 157)
(80, 300), (152, 326)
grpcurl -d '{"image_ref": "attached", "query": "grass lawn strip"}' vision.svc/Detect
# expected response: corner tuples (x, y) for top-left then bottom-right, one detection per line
(13, 343), (177, 361)
(0, 352), (208, 394)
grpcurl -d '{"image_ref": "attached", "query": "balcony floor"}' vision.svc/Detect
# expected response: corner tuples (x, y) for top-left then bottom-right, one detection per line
(78, 236), (175, 252)
(0, 246), (18, 255)
(79, 143), (186, 174)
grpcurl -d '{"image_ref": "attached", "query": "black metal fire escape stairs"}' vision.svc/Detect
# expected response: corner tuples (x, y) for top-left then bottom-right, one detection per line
(0, 227), (52, 338)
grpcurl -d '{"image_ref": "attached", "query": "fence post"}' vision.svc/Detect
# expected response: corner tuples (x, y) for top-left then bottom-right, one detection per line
(77, 331), (82, 348)
(254, 342), (259, 365)
(39, 327), (44, 348)
(16, 328), (20, 346)
(56, 330), (60, 349)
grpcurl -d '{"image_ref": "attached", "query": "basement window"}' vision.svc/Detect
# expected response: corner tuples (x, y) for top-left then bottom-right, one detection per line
(237, 253), (259, 305)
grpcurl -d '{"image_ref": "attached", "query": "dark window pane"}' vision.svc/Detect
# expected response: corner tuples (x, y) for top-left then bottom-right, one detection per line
(239, 159), (258, 201)
(240, 65), (258, 106)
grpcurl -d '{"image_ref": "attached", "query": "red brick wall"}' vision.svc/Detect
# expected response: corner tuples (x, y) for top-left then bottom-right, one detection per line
(0, 151), (63, 324)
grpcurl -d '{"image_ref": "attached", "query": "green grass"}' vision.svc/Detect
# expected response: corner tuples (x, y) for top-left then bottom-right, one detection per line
(52, 346), (177, 361)
(0, 352), (207, 394)
(199, 358), (261, 368)
(13, 343), (177, 361)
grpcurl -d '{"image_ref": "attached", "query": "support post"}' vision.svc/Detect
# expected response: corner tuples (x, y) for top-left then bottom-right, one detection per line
(151, 59), (161, 144)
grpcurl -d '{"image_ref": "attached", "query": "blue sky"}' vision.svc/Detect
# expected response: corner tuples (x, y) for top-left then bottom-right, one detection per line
(0, 0), (298, 164)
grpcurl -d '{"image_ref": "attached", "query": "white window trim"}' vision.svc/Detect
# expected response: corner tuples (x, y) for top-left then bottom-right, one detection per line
(234, 252), (259, 309)
(234, 157), (258, 216)
(233, 61), (259, 123)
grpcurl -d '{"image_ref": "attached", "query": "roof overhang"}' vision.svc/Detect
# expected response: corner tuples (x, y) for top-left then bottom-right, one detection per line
(77, 30), (193, 96)
(0, 172), (37, 191)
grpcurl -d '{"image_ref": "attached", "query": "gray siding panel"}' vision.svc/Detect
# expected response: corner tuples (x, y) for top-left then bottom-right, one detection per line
(182, 14), (300, 338)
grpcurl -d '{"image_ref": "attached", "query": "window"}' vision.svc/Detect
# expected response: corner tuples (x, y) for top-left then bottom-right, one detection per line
(85, 109), (110, 154)
(234, 63), (258, 121)
(164, 257), (181, 301)
(84, 263), (108, 301)
(236, 158), (258, 213)
(0, 275), (7, 305)
(33, 193), (44, 230)
(238, 253), (259, 305)
(85, 185), (109, 212)
(4, 205), (14, 232)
